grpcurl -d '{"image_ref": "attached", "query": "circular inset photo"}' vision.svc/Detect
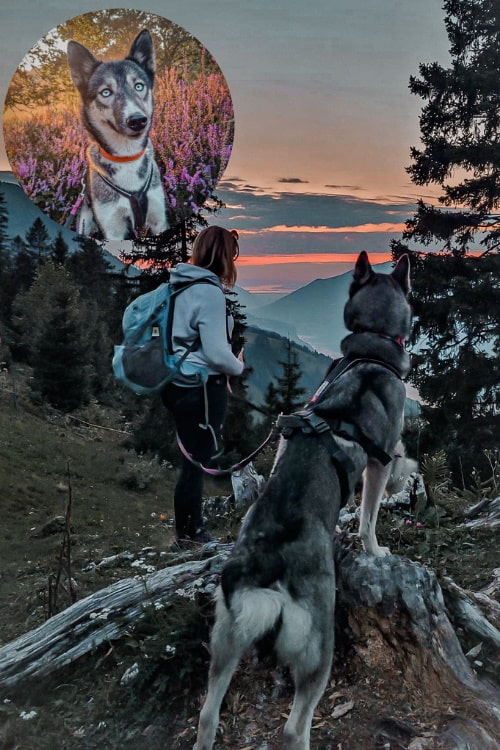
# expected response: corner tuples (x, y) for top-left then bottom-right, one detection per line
(3, 8), (234, 240)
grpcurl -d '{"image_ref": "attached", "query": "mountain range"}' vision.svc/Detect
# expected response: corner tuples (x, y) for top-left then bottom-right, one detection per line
(0, 172), (419, 413)
(235, 262), (393, 358)
(0, 173), (132, 276)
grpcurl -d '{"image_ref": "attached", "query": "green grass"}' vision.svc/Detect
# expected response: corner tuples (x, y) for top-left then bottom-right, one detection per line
(0, 365), (497, 750)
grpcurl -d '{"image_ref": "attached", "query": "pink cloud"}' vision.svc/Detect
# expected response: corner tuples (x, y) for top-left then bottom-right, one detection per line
(238, 222), (407, 234)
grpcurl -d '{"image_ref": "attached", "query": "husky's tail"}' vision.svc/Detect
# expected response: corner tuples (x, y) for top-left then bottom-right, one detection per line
(221, 585), (313, 657)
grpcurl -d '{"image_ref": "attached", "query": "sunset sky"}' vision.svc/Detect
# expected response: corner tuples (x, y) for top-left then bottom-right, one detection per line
(0, 0), (450, 293)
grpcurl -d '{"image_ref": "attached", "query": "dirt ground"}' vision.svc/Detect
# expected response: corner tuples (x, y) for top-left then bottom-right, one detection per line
(0, 366), (498, 750)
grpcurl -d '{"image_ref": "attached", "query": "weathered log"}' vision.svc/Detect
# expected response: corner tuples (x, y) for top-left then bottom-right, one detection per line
(0, 538), (498, 746)
(460, 496), (500, 530)
(0, 546), (232, 692)
(440, 575), (500, 647)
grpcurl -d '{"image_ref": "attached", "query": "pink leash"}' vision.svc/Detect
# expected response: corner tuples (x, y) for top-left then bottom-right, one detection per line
(176, 429), (276, 476)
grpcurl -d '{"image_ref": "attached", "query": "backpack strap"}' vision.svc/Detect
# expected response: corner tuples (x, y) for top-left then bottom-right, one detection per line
(165, 278), (222, 356)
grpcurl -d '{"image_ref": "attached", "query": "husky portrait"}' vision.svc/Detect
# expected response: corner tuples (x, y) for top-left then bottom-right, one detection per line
(67, 30), (168, 240)
(196, 251), (412, 750)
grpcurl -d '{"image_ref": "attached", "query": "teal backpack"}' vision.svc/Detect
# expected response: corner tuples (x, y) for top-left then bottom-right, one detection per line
(112, 279), (215, 396)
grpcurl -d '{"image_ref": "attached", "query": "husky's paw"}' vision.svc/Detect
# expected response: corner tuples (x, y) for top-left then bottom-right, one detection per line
(372, 545), (391, 557)
(362, 541), (392, 557)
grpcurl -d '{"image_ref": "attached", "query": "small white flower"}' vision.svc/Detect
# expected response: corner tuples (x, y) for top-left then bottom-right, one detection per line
(120, 662), (140, 686)
(131, 560), (156, 573)
(165, 644), (176, 655)
(175, 588), (195, 600)
(20, 710), (38, 720)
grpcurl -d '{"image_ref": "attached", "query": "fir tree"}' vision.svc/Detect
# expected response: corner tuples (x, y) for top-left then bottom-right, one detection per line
(51, 231), (70, 265)
(33, 287), (90, 411)
(66, 235), (113, 301)
(392, 0), (500, 481)
(11, 238), (37, 296)
(25, 217), (50, 263)
(263, 381), (280, 419)
(0, 195), (12, 320)
(266, 340), (306, 417)
(0, 189), (9, 252)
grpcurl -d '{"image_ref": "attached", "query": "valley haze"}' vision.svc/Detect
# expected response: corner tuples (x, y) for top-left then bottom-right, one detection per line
(0, 171), (420, 406)
(1, 170), (394, 357)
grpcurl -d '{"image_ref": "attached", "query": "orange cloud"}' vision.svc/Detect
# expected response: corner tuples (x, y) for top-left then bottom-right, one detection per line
(237, 252), (393, 266)
(237, 223), (406, 235)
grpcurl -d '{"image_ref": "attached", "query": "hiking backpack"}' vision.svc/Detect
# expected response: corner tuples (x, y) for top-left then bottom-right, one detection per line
(112, 279), (216, 396)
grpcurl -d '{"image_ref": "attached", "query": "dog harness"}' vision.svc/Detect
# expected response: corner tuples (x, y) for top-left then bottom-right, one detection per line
(275, 355), (403, 504)
(276, 410), (356, 505)
(308, 355), (402, 466)
(91, 162), (154, 231)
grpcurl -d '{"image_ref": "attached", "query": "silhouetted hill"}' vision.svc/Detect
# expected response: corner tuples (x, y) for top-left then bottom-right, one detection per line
(244, 325), (331, 411)
(0, 172), (135, 275)
(253, 263), (393, 356)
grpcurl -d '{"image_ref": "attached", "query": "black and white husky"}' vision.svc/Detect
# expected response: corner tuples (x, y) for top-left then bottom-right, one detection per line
(67, 30), (167, 240)
(196, 251), (412, 750)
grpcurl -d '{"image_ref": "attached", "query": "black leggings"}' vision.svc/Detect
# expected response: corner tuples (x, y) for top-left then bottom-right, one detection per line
(162, 374), (228, 538)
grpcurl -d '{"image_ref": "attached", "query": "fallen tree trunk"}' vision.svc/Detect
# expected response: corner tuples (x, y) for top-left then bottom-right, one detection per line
(0, 539), (498, 746)
(0, 546), (232, 692)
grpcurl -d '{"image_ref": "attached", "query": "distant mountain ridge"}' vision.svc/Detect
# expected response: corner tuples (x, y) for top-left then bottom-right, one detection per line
(0, 172), (420, 412)
(243, 262), (392, 357)
(244, 325), (331, 411)
(0, 174), (135, 276)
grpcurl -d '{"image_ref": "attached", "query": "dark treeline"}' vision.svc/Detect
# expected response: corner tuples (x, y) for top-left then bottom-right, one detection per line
(0, 201), (306, 466)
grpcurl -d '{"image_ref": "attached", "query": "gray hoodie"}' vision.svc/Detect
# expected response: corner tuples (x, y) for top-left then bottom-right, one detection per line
(169, 263), (244, 379)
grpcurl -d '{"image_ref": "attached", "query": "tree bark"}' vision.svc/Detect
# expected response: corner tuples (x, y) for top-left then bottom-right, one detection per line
(0, 539), (498, 746)
(334, 540), (500, 748)
(0, 546), (232, 692)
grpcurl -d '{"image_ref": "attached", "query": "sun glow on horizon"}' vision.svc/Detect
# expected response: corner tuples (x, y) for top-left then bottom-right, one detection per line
(237, 223), (407, 234)
(236, 252), (393, 266)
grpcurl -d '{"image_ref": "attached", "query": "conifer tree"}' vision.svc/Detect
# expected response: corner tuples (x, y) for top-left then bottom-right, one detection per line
(0, 189), (9, 253)
(266, 339), (306, 417)
(51, 231), (70, 265)
(263, 381), (280, 419)
(0, 194), (12, 321)
(11, 238), (37, 299)
(25, 217), (50, 262)
(33, 287), (90, 411)
(392, 0), (500, 481)
(11, 262), (89, 408)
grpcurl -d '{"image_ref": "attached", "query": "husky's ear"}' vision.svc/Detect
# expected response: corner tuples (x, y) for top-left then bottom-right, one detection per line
(67, 41), (100, 96)
(391, 254), (411, 295)
(349, 251), (373, 295)
(127, 30), (155, 84)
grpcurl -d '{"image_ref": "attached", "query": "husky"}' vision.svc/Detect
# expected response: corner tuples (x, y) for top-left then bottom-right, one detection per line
(195, 251), (412, 750)
(67, 30), (168, 240)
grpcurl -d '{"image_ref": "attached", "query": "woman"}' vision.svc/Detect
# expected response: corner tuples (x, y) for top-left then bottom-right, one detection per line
(162, 226), (244, 547)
